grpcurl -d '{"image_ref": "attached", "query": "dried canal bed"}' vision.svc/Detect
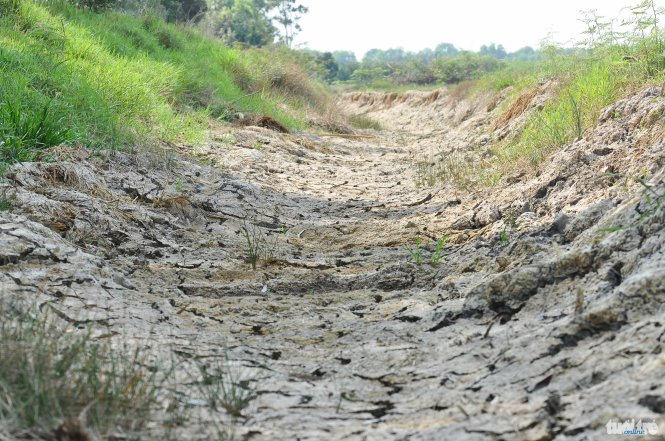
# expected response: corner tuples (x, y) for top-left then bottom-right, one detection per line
(1, 87), (664, 440)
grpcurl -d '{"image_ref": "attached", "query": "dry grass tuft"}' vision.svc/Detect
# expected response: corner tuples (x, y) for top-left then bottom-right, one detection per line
(494, 86), (540, 128)
(423, 90), (441, 104)
(447, 80), (478, 105)
(0, 303), (164, 440)
(310, 109), (354, 134)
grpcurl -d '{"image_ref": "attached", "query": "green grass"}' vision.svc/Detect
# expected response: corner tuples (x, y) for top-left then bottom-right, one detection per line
(0, 302), (262, 438)
(193, 347), (258, 440)
(0, 1), (327, 168)
(0, 95), (71, 163)
(404, 236), (450, 266)
(0, 175), (12, 210)
(404, 238), (424, 264)
(196, 352), (256, 418)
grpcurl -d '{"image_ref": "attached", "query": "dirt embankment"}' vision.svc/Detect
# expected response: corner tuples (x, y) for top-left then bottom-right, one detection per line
(1, 85), (664, 440)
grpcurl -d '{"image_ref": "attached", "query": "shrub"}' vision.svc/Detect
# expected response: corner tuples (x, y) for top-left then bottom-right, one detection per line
(432, 52), (504, 84)
(159, 0), (207, 23)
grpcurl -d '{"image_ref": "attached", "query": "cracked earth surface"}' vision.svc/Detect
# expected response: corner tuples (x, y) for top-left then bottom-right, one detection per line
(1, 87), (665, 440)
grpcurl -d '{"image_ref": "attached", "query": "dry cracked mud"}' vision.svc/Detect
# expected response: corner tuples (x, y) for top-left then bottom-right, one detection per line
(1, 86), (665, 440)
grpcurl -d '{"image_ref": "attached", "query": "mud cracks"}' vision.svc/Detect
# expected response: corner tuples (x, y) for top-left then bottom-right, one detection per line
(1, 88), (665, 440)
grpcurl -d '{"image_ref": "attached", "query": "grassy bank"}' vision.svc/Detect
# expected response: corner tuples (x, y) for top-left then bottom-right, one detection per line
(492, 54), (637, 166)
(417, 31), (665, 188)
(0, 0), (329, 169)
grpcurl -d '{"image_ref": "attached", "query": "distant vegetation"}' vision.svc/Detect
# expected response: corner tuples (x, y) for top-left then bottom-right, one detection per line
(328, 43), (540, 88)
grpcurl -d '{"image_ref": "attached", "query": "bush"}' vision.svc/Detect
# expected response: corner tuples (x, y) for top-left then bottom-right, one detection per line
(499, 59), (623, 165)
(432, 52), (503, 84)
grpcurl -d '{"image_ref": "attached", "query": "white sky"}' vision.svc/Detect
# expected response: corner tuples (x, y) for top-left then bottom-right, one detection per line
(294, 0), (660, 58)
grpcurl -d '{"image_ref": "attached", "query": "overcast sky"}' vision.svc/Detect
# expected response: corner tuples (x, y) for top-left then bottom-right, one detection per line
(294, 0), (660, 58)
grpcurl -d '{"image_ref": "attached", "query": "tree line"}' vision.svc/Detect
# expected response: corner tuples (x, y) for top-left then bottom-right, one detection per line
(327, 44), (540, 85)
(71, 0), (542, 86)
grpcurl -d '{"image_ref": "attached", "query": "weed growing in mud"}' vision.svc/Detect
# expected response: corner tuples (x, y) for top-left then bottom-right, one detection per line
(195, 350), (257, 440)
(430, 236), (449, 265)
(0, 303), (164, 439)
(241, 219), (278, 270)
(196, 354), (256, 418)
(600, 175), (664, 232)
(413, 150), (500, 189)
(413, 157), (438, 188)
(405, 238), (425, 264)
(405, 236), (449, 265)
(335, 390), (357, 414)
(499, 227), (509, 244)
(499, 211), (520, 245)
(0, 183), (13, 211)
(217, 133), (237, 146)
(636, 177), (665, 221)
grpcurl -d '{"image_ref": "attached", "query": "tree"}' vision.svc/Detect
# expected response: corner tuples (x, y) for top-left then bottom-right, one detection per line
(507, 46), (540, 61)
(362, 48), (407, 64)
(268, 0), (308, 48)
(434, 42), (458, 58)
(351, 66), (387, 85)
(159, 0), (208, 22)
(316, 52), (339, 82)
(333, 51), (359, 81)
(210, 0), (275, 46)
(418, 48), (434, 64)
(362, 48), (386, 64)
(383, 48), (406, 62)
(432, 52), (502, 84)
(479, 43), (507, 59)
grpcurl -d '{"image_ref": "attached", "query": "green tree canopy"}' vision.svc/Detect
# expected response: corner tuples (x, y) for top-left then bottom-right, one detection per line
(209, 0), (275, 46)
(434, 42), (459, 58)
(159, 0), (208, 22)
(480, 43), (507, 59)
(316, 52), (339, 82)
